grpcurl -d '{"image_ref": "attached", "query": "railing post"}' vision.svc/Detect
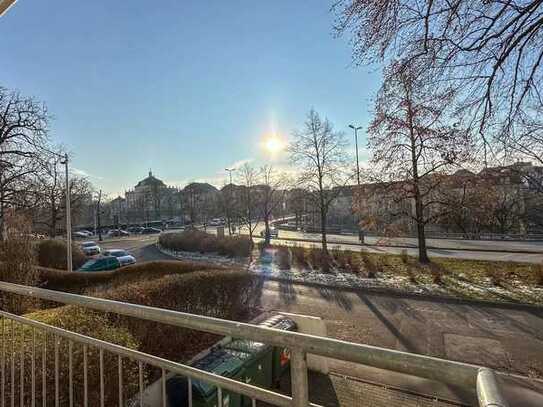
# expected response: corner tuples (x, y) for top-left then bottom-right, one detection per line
(477, 368), (509, 407)
(290, 348), (308, 407)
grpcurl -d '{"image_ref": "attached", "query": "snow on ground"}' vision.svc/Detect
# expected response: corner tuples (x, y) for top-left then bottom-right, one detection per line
(157, 244), (543, 303)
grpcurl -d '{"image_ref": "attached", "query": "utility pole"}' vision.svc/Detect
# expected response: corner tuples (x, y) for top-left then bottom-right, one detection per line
(225, 168), (236, 235)
(97, 189), (103, 242)
(61, 153), (73, 272)
(349, 124), (364, 243)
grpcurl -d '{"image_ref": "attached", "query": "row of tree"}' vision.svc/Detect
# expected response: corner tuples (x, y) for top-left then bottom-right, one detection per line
(0, 86), (95, 238)
(330, 0), (543, 263)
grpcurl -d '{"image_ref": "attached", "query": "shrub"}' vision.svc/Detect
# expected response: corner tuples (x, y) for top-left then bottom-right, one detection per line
(400, 249), (408, 264)
(93, 269), (264, 361)
(275, 246), (291, 270)
(290, 245), (308, 268)
(39, 260), (222, 293)
(0, 211), (39, 313)
(159, 231), (252, 258)
(537, 264), (543, 287)
(36, 239), (86, 270)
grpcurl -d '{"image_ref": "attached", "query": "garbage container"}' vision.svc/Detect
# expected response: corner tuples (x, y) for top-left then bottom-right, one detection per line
(168, 349), (246, 407)
(258, 316), (297, 387)
(224, 341), (273, 406)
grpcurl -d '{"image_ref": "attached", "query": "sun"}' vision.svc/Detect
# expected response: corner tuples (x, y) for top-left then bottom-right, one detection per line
(264, 136), (284, 154)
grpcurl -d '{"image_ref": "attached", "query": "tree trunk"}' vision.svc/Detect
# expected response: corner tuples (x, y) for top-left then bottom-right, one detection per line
(264, 216), (270, 246)
(320, 207), (328, 254)
(414, 198), (429, 263)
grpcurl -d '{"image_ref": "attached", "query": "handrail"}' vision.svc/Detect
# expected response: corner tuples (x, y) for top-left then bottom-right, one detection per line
(0, 281), (510, 406)
(0, 310), (295, 407)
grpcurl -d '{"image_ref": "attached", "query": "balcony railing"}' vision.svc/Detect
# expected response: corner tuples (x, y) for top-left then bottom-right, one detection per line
(0, 281), (509, 407)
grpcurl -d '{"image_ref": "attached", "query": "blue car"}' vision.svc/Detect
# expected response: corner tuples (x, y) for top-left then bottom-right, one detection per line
(79, 256), (121, 272)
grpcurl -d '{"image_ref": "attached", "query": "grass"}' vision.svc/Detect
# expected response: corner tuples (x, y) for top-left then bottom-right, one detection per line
(263, 244), (543, 305)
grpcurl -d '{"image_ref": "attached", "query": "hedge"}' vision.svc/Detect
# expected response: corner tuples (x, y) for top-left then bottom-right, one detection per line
(35, 239), (87, 270)
(159, 230), (252, 258)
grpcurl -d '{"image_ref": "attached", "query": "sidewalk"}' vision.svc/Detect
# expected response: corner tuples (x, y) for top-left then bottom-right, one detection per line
(262, 370), (460, 407)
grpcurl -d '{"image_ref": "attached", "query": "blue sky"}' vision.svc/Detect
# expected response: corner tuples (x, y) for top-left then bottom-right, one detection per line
(1, 0), (380, 196)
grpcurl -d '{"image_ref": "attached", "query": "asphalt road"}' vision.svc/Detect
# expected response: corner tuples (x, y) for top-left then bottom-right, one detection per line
(198, 225), (543, 263)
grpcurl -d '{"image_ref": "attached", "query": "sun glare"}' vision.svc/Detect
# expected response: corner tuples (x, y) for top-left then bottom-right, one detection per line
(264, 136), (284, 154)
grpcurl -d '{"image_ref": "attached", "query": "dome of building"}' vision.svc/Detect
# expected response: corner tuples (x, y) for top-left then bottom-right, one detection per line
(135, 170), (166, 188)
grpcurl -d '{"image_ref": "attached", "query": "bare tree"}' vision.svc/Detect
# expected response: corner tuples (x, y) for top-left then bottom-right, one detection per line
(33, 148), (93, 237)
(258, 165), (288, 245)
(333, 0), (543, 160)
(362, 65), (472, 263)
(288, 109), (350, 255)
(0, 86), (49, 235)
(237, 163), (261, 243)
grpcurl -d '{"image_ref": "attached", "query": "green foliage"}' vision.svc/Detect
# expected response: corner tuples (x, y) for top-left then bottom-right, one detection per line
(35, 239), (86, 270)
(158, 230), (252, 258)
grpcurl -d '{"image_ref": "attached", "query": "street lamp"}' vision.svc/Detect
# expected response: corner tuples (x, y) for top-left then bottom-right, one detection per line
(349, 124), (363, 186)
(224, 168), (236, 235)
(59, 153), (73, 272)
(349, 124), (364, 244)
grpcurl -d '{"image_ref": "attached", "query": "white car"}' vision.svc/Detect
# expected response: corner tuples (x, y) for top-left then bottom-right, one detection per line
(80, 241), (101, 256)
(103, 249), (136, 266)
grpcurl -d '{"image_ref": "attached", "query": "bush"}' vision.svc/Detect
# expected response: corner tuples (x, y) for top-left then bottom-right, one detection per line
(0, 211), (39, 313)
(36, 239), (86, 270)
(8, 306), (141, 406)
(275, 246), (291, 270)
(39, 260), (223, 293)
(159, 231), (252, 258)
(92, 268), (264, 361)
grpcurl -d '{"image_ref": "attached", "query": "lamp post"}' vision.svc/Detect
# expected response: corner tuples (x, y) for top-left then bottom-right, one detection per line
(349, 124), (364, 243)
(60, 153), (73, 272)
(349, 124), (363, 186)
(225, 168), (236, 235)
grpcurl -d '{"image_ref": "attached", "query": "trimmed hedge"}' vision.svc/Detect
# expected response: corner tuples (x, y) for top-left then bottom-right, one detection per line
(159, 230), (252, 258)
(38, 260), (227, 293)
(35, 239), (86, 270)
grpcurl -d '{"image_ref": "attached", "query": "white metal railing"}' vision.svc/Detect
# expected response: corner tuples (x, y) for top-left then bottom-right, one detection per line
(0, 281), (509, 407)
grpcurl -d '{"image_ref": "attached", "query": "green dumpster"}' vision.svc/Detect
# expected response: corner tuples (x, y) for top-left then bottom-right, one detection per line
(224, 341), (273, 406)
(189, 349), (246, 407)
(260, 316), (297, 387)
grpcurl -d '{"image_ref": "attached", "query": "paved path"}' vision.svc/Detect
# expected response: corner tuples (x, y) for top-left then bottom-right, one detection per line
(259, 280), (543, 405)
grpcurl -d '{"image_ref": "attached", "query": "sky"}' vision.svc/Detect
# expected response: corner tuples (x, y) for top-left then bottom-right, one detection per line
(1, 0), (380, 196)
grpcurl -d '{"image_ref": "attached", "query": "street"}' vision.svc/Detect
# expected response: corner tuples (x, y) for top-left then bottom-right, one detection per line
(186, 225), (543, 263)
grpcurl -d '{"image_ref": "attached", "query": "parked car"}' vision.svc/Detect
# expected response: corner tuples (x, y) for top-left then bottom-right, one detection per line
(80, 241), (101, 256)
(102, 249), (136, 266)
(78, 229), (94, 237)
(260, 227), (279, 238)
(73, 231), (89, 239)
(127, 226), (145, 234)
(78, 256), (120, 272)
(140, 227), (162, 234)
(208, 218), (225, 226)
(107, 229), (130, 237)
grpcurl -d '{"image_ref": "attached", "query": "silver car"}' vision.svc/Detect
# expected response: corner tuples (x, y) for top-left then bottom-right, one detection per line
(102, 249), (136, 266)
(80, 241), (101, 256)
